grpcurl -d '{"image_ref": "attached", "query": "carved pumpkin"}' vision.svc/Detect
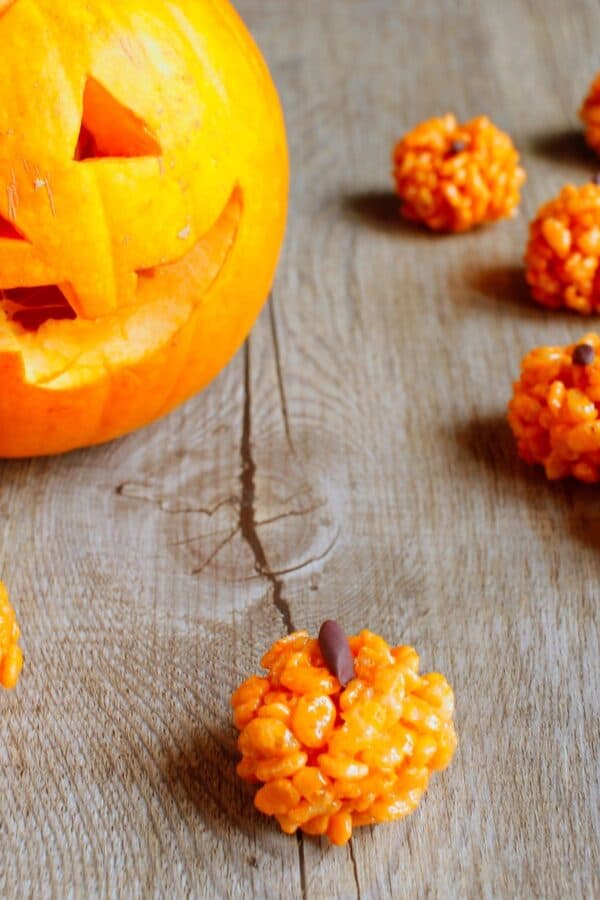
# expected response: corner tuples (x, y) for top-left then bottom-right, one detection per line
(0, 0), (288, 456)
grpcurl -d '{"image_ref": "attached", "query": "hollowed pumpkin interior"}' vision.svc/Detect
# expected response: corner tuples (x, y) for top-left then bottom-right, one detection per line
(1, 285), (77, 331)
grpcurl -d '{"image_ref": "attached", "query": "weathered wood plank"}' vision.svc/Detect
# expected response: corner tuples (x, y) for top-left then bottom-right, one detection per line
(1, 1), (599, 897)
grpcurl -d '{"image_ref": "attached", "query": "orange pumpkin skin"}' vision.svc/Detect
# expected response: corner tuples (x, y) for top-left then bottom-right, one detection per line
(0, 0), (288, 456)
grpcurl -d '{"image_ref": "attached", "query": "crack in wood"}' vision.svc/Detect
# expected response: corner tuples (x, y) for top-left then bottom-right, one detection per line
(349, 841), (362, 899)
(170, 502), (331, 570)
(119, 459), (331, 578)
(256, 498), (327, 527)
(239, 340), (294, 634)
(190, 526), (241, 576)
(269, 296), (295, 454)
(296, 831), (308, 900)
(117, 480), (323, 529)
(244, 528), (340, 580)
(241, 338), (307, 897)
(116, 483), (240, 519)
(170, 527), (238, 549)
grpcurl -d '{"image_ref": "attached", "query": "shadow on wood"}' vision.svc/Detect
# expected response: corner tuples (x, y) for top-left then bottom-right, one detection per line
(161, 723), (264, 841)
(527, 128), (596, 171)
(463, 262), (585, 324)
(454, 413), (600, 552)
(454, 414), (524, 478)
(567, 489), (600, 551)
(467, 263), (531, 310)
(343, 190), (432, 237)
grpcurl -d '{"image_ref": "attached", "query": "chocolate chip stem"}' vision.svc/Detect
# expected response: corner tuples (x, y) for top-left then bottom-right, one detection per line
(318, 621), (356, 687)
(572, 343), (595, 366)
(449, 139), (467, 154)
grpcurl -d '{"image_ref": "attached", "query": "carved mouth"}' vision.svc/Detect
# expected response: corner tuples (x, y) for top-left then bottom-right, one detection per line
(0, 186), (242, 386)
(0, 285), (77, 331)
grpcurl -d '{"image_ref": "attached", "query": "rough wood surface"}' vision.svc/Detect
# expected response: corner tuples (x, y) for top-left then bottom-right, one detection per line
(1, 1), (600, 897)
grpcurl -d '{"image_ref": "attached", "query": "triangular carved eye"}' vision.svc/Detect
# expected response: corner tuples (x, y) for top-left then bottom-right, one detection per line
(0, 214), (28, 241)
(75, 76), (162, 161)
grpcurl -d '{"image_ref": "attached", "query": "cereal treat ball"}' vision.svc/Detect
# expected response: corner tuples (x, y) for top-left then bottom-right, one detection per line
(580, 74), (600, 154)
(525, 183), (600, 314)
(508, 334), (600, 482)
(0, 581), (23, 690)
(392, 114), (525, 232)
(232, 621), (457, 846)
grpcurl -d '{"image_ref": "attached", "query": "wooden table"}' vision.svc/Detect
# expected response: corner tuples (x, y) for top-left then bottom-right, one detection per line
(2, 1), (599, 896)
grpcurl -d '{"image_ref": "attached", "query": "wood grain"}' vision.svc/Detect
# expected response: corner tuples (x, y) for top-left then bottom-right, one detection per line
(1, 0), (600, 897)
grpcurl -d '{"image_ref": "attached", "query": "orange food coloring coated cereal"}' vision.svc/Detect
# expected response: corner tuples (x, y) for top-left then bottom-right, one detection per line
(508, 334), (600, 482)
(232, 626), (457, 846)
(580, 74), (600, 155)
(0, 581), (23, 690)
(238, 717), (300, 759)
(327, 811), (353, 847)
(525, 182), (600, 314)
(292, 695), (336, 748)
(392, 114), (525, 232)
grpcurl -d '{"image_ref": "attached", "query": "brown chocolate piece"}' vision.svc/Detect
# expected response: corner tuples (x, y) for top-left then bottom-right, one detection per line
(318, 620), (356, 687)
(449, 139), (467, 154)
(591, 173), (600, 185)
(572, 343), (595, 366)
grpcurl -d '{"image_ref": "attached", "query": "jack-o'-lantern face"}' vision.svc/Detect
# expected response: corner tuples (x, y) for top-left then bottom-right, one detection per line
(0, 0), (288, 456)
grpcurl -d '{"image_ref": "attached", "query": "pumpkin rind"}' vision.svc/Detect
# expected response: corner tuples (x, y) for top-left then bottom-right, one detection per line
(0, 0), (289, 456)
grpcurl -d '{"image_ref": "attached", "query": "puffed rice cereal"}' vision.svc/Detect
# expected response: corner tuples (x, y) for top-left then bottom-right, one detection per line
(392, 114), (525, 232)
(509, 333), (600, 482)
(232, 623), (457, 845)
(525, 182), (600, 314)
(0, 581), (23, 689)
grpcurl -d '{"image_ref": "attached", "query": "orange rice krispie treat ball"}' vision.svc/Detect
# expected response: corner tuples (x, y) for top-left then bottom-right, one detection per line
(580, 73), (600, 155)
(392, 114), (525, 232)
(0, 581), (23, 689)
(508, 334), (600, 482)
(232, 621), (457, 846)
(525, 182), (600, 314)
